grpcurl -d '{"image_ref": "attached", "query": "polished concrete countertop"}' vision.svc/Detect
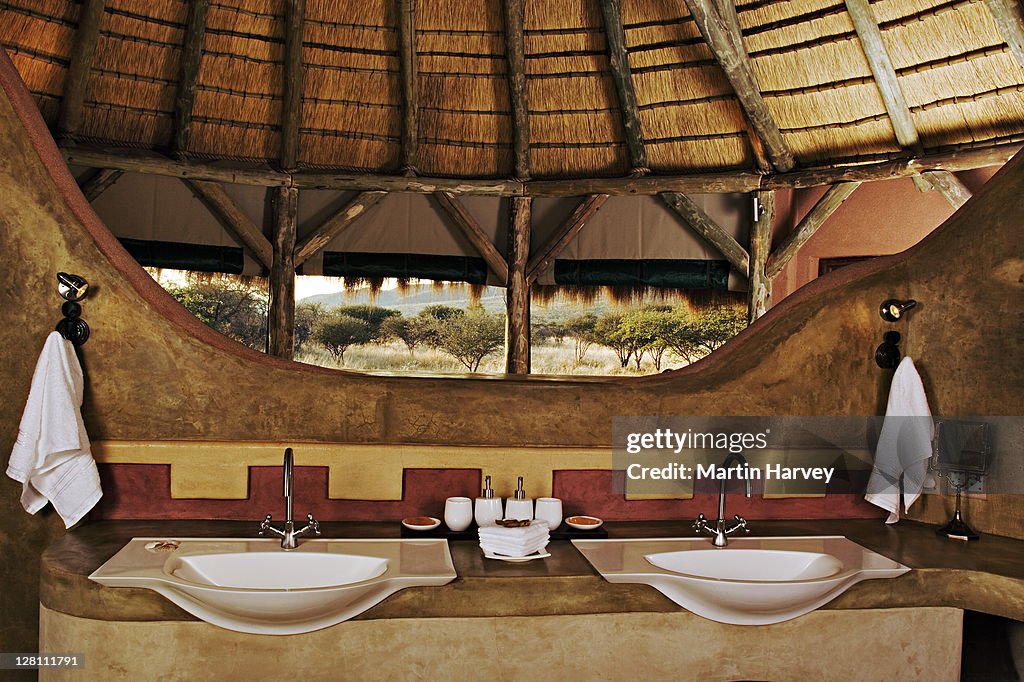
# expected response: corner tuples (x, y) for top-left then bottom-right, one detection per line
(41, 519), (1024, 623)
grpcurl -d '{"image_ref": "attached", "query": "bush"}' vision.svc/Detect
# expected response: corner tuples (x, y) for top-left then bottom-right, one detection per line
(311, 312), (373, 365)
(166, 277), (268, 350)
(436, 306), (504, 371)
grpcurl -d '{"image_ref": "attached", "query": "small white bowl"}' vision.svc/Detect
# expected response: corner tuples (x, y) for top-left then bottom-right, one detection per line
(565, 515), (603, 530)
(401, 516), (441, 531)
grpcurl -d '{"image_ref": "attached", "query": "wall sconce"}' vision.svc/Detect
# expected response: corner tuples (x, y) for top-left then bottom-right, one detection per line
(879, 299), (917, 322)
(55, 271), (90, 346)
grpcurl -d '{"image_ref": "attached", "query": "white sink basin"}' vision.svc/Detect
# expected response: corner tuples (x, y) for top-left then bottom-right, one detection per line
(572, 536), (910, 625)
(90, 538), (456, 635)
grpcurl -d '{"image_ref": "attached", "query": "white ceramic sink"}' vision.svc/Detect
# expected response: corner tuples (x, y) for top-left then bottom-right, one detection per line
(90, 538), (456, 635)
(572, 536), (910, 625)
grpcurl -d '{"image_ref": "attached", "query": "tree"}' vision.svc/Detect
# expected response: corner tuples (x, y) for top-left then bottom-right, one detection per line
(311, 312), (372, 365)
(436, 305), (504, 371)
(381, 315), (435, 355)
(564, 313), (598, 364)
(167, 277), (268, 350)
(592, 313), (635, 368)
(335, 305), (400, 342)
(693, 305), (747, 353)
(619, 308), (675, 371)
(294, 302), (325, 350)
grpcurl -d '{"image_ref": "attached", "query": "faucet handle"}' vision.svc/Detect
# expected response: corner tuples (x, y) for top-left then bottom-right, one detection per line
(306, 513), (321, 536)
(726, 514), (750, 536)
(258, 514), (273, 535)
(693, 513), (708, 531)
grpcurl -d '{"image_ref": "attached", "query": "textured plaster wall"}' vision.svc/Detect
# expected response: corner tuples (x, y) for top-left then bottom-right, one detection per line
(1, 50), (1022, 657)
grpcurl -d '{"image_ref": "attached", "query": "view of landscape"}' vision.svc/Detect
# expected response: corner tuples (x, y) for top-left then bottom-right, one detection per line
(155, 271), (747, 376)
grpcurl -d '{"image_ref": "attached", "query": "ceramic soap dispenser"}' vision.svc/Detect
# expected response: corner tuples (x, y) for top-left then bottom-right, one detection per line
(474, 475), (503, 527)
(504, 476), (533, 521)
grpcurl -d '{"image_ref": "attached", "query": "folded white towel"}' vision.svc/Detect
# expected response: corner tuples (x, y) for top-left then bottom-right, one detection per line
(865, 356), (933, 524)
(6, 332), (102, 527)
(480, 534), (549, 555)
(478, 521), (549, 542)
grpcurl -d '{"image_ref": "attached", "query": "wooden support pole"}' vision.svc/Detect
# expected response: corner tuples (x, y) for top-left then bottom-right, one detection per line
(526, 194), (609, 283)
(268, 187), (298, 359)
(748, 190), (774, 323)
(77, 168), (123, 202)
(57, 0), (106, 139)
(682, 0), (795, 172)
(765, 181), (862, 279)
(660, 192), (750, 275)
(844, 0), (920, 150)
(182, 179), (274, 269)
(599, 0), (648, 171)
(506, 196), (532, 374)
(433, 192), (509, 283)
(397, 0), (418, 174)
(294, 191), (387, 266)
(280, 0), (306, 170)
(501, 0), (530, 180)
(172, 0), (210, 154)
(921, 170), (973, 209)
(984, 0), (1024, 69)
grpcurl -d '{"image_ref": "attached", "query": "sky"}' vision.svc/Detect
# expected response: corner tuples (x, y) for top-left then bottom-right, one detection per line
(147, 268), (396, 301)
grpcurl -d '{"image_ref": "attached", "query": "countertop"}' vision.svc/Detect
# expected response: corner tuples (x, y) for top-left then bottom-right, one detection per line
(41, 519), (1024, 623)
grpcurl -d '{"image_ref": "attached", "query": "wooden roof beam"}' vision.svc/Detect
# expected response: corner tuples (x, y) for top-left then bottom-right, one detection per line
(682, 0), (795, 172)
(921, 170), (972, 209)
(985, 0), (1024, 69)
(660, 192), (749, 275)
(172, 0), (210, 155)
(844, 0), (921, 151)
(766, 181), (862, 279)
(599, 0), (648, 173)
(502, 0), (530, 180)
(182, 179), (273, 269)
(748, 189), (774, 322)
(294, 191), (388, 266)
(57, 0), (106, 140)
(280, 0), (306, 171)
(527, 194), (609, 283)
(433, 192), (509, 283)
(77, 168), (123, 202)
(397, 0), (418, 175)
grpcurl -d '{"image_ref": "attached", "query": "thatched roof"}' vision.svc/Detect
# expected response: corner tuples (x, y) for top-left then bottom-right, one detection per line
(2, 0), (1022, 183)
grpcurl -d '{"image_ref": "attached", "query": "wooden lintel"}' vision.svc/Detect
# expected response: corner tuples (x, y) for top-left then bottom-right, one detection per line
(683, 0), (795, 172)
(433, 191), (509, 283)
(268, 186), (298, 359)
(182, 179), (273, 269)
(922, 170), (973, 209)
(172, 0), (210, 154)
(526, 194), (609, 282)
(502, 0), (530, 180)
(294, 191), (387, 266)
(77, 168), (123, 202)
(748, 189), (774, 323)
(57, 0), (107, 138)
(660, 192), (749, 275)
(505, 196), (532, 374)
(600, 0), (648, 171)
(280, 0), (306, 170)
(61, 141), (1020, 196)
(765, 181), (862, 279)
(985, 0), (1024, 69)
(397, 0), (418, 173)
(844, 0), (920, 150)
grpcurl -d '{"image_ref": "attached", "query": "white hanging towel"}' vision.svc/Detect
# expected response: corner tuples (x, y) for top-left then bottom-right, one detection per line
(865, 356), (934, 523)
(6, 331), (102, 527)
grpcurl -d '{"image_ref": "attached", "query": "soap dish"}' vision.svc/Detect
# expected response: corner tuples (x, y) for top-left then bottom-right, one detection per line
(565, 515), (603, 530)
(401, 516), (441, 531)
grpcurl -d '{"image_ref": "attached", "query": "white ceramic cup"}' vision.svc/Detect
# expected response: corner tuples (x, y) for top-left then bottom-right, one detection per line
(444, 496), (473, 532)
(533, 497), (563, 530)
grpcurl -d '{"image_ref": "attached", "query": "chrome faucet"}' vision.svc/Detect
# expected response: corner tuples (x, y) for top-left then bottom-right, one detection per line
(259, 447), (320, 550)
(694, 452), (752, 547)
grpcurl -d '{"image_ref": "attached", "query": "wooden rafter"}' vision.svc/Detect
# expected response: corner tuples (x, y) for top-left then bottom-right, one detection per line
(748, 190), (774, 322)
(506, 197), (532, 374)
(985, 0), (1024, 69)
(599, 0), (647, 171)
(293, 191), (388, 267)
(182, 179), (273, 269)
(172, 0), (210, 154)
(397, 0), (418, 174)
(765, 181), (862, 279)
(502, 0), (530, 180)
(526, 194), (609, 283)
(921, 170), (972, 209)
(682, 0), (795, 172)
(57, 0), (106, 139)
(660, 192), (749, 275)
(77, 168), (122, 202)
(844, 0), (920, 150)
(268, 186), (298, 359)
(433, 192), (509, 283)
(280, 0), (306, 171)
(61, 141), (1020, 196)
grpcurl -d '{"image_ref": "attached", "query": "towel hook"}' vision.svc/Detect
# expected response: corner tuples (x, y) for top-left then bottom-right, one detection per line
(55, 272), (90, 346)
